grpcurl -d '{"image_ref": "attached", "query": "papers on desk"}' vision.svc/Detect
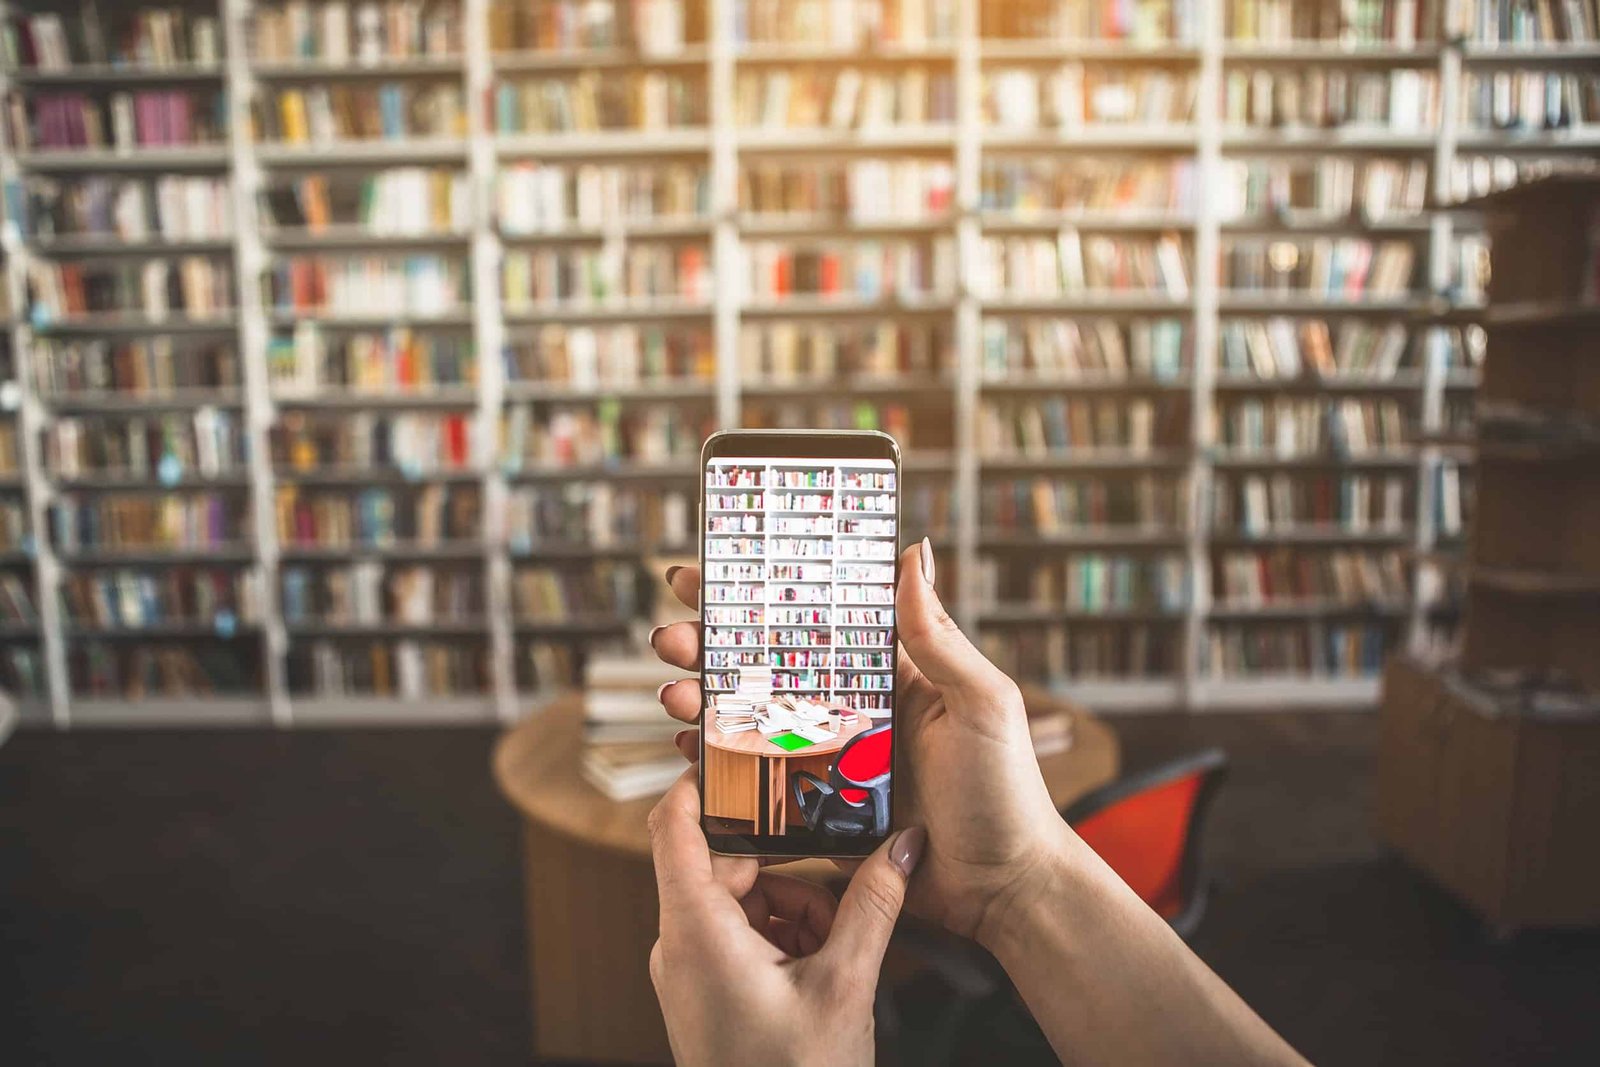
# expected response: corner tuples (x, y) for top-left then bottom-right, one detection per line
(793, 723), (837, 744)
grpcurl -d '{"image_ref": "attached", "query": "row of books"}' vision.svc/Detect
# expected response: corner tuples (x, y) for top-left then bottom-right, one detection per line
(736, 0), (956, 46)
(255, 84), (466, 144)
(493, 73), (706, 133)
(23, 176), (233, 243)
(5, 8), (222, 70)
(261, 168), (470, 235)
(276, 484), (481, 548)
(272, 412), (475, 474)
(33, 339), (240, 397)
(739, 320), (951, 383)
(505, 324), (713, 385)
(1457, 0), (1599, 43)
(977, 397), (1189, 456)
(980, 475), (1189, 533)
(0, 424), (18, 476)
(10, 90), (226, 152)
(743, 159), (954, 223)
(502, 244), (711, 307)
(743, 401), (922, 449)
(1222, 68), (1440, 132)
(1217, 158), (1429, 222)
(501, 403), (711, 468)
(1228, 0), (1436, 44)
(287, 640), (489, 697)
(980, 625), (1178, 681)
(0, 573), (36, 623)
(51, 493), (247, 553)
(252, 1), (462, 63)
(489, 0), (705, 53)
(978, 554), (1190, 612)
(1218, 320), (1413, 381)
(1213, 547), (1408, 606)
(1204, 621), (1390, 677)
(1212, 472), (1411, 534)
(1220, 237), (1415, 297)
(507, 484), (692, 549)
(61, 568), (257, 630)
(1216, 397), (1410, 455)
(0, 499), (28, 551)
(269, 326), (475, 394)
(975, 232), (1192, 298)
(498, 162), (708, 233)
(512, 562), (638, 619)
(28, 258), (235, 320)
(265, 254), (467, 316)
(72, 642), (258, 698)
(0, 648), (43, 699)
(744, 238), (957, 301)
(45, 410), (247, 480)
(980, 319), (1188, 381)
(985, 0), (1195, 41)
(1461, 71), (1600, 132)
(980, 158), (1195, 216)
(281, 562), (483, 625)
(734, 68), (956, 129)
(986, 67), (1196, 129)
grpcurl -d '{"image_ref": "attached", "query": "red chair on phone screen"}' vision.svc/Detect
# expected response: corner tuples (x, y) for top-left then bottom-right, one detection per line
(791, 722), (893, 837)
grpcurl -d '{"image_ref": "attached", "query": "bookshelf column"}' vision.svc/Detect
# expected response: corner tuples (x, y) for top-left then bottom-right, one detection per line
(465, 0), (516, 720)
(951, 0), (980, 629)
(224, 0), (289, 724)
(709, 0), (739, 430)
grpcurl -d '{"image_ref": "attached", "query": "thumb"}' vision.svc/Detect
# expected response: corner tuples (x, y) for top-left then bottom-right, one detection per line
(896, 539), (1012, 700)
(819, 827), (925, 977)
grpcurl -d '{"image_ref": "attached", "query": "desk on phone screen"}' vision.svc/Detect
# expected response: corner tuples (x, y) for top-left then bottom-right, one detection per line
(703, 708), (872, 835)
(493, 690), (1119, 1065)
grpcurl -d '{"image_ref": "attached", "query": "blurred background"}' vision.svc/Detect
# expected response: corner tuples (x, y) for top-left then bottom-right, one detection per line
(1, 0), (1598, 1064)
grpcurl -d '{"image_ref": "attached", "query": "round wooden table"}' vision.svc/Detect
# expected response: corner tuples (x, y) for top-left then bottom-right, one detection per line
(703, 707), (873, 835)
(494, 690), (1120, 1065)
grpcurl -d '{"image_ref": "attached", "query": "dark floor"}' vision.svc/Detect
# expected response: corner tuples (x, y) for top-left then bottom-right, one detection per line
(3, 712), (1598, 1066)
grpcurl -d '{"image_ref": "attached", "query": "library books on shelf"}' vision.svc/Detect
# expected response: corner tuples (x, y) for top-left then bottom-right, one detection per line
(0, 0), (1595, 726)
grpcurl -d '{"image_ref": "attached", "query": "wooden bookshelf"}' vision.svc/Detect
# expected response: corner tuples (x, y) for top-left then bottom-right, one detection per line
(0, 0), (1593, 725)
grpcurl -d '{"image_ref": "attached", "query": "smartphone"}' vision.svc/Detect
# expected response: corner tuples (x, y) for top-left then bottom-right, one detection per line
(698, 429), (901, 858)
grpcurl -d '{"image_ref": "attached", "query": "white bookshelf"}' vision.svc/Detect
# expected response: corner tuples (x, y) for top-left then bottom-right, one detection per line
(0, 0), (1592, 726)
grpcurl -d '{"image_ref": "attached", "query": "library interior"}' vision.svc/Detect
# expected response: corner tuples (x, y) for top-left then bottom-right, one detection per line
(1, 0), (1597, 1063)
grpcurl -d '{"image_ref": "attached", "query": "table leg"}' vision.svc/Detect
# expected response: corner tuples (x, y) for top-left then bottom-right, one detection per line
(772, 758), (786, 835)
(755, 754), (768, 834)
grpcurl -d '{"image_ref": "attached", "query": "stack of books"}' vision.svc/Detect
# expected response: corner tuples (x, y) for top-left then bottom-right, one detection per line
(579, 652), (686, 802)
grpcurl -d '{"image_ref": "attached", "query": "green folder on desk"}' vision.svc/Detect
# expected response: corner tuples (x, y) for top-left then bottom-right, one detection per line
(767, 732), (815, 752)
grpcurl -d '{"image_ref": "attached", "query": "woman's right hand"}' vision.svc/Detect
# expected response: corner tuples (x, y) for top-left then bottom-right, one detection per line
(650, 537), (1071, 947)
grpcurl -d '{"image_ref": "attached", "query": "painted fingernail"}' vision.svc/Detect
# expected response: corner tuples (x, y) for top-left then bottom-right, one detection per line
(656, 680), (676, 702)
(665, 565), (683, 583)
(648, 625), (665, 648)
(891, 826), (926, 877)
(920, 537), (935, 588)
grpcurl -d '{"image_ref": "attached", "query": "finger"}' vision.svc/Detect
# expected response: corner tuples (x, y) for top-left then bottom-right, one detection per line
(712, 853), (760, 898)
(665, 564), (700, 611)
(647, 769), (718, 913)
(658, 677), (702, 724)
(895, 540), (1013, 701)
(743, 872), (838, 944)
(649, 620), (702, 672)
(673, 729), (697, 761)
(818, 827), (924, 978)
(762, 916), (810, 957)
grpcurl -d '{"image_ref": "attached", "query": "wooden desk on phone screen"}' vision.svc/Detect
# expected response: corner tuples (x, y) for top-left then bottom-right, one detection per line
(702, 709), (872, 834)
(493, 691), (1119, 1066)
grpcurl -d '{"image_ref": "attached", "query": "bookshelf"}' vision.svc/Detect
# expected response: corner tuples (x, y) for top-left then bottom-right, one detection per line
(0, 0), (1593, 726)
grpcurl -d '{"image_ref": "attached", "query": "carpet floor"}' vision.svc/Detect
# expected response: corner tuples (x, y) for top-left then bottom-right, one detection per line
(3, 711), (1597, 1066)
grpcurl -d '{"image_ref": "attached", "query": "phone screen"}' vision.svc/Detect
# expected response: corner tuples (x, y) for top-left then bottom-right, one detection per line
(699, 432), (899, 857)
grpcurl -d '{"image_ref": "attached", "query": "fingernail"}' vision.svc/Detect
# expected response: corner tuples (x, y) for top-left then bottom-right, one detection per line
(656, 680), (676, 702)
(891, 826), (926, 877)
(665, 565), (683, 583)
(920, 537), (935, 589)
(648, 625), (665, 648)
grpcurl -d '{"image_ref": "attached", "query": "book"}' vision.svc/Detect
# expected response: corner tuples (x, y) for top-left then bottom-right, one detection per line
(581, 740), (685, 801)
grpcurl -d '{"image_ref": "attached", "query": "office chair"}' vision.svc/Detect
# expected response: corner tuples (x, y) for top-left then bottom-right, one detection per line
(878, 749), (1231, 1065)
(791, 722), (893, 837)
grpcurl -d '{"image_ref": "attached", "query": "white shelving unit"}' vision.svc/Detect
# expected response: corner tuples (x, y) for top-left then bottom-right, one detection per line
(0, 0), (1593, 726)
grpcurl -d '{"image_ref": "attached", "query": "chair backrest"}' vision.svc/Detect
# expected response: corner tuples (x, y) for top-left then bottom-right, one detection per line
(834, 723), (893, 801)
(1062, 749), (1228, 927)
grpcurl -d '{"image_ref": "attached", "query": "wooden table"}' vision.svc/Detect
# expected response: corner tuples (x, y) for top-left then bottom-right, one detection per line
(703, 708), (872, 834)
(493, 691), (1119, 1065)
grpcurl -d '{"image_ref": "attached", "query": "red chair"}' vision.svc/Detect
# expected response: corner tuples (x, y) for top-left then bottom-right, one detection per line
(791, 722), (893, 837)
(1061, 747), (1230, 939)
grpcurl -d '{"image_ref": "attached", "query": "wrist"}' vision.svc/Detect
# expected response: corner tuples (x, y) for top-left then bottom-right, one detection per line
(973, 823), (1085, 958)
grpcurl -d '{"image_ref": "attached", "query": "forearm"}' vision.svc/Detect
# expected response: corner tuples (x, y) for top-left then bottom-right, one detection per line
(980, 826), (1309, 1067)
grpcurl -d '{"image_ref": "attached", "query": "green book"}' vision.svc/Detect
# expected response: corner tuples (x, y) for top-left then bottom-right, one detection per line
(768, 732), (815, 752)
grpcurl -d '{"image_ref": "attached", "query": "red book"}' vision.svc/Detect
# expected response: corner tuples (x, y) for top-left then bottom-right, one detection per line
(819, 251), (841, 295)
